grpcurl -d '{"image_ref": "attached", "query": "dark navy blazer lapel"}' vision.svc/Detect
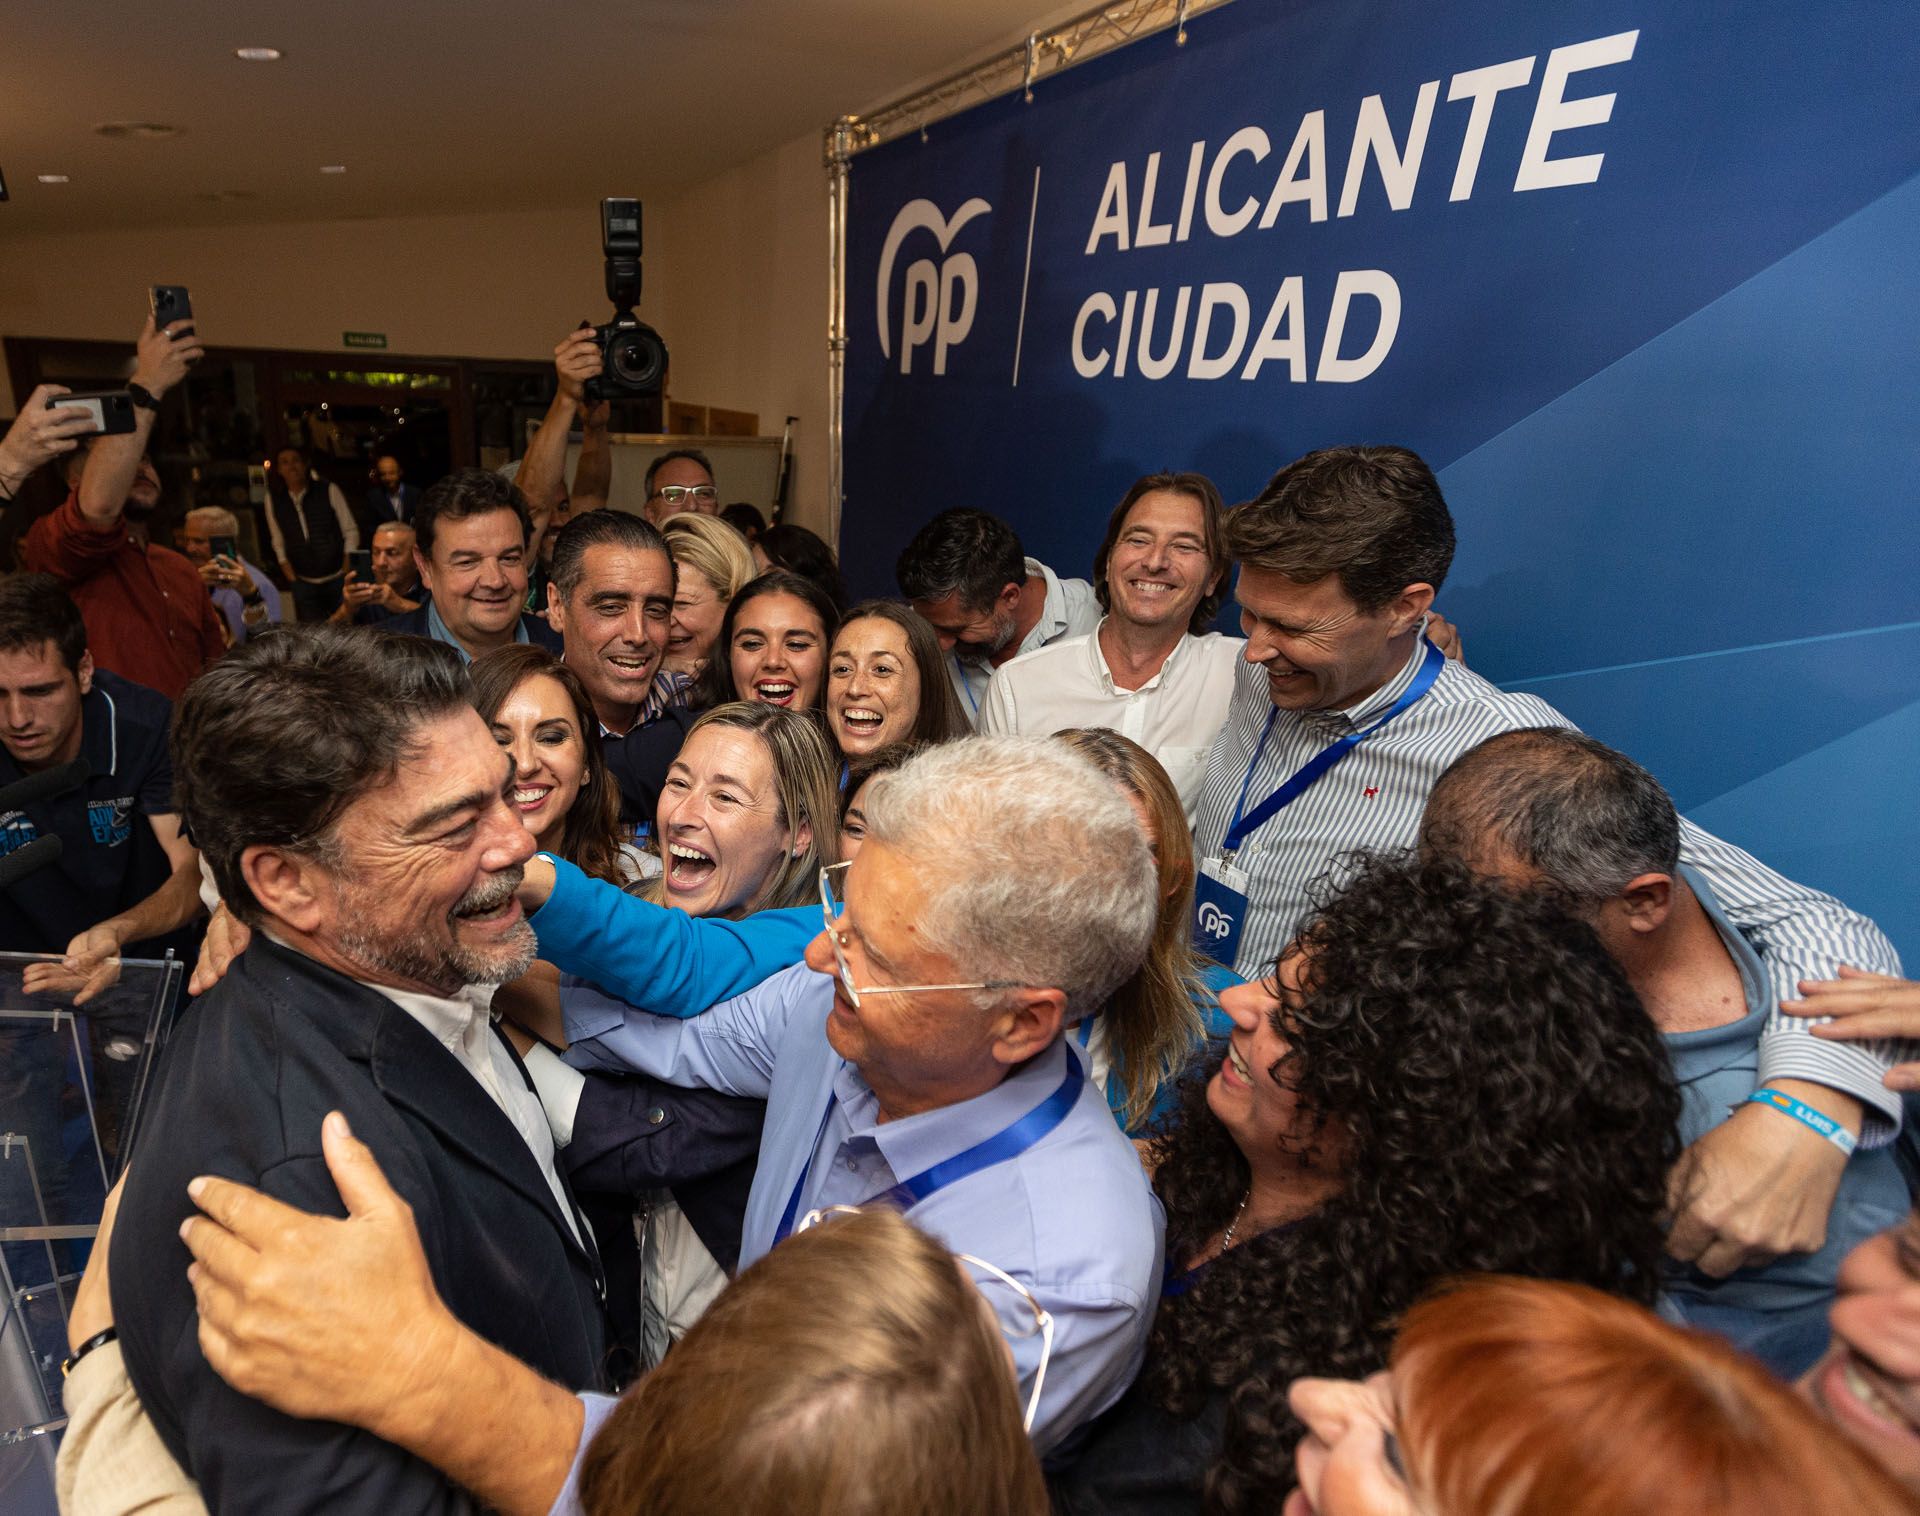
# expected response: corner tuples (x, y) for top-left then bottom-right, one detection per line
(246, 936), (601, 1280)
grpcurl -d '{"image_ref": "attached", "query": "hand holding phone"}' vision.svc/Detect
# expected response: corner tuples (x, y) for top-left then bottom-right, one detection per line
(47, 390), (137, 436)
(151, 286), (196, 347)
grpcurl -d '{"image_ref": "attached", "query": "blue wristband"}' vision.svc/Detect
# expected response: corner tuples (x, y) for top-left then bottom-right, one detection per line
(1745, 1088), (1858, 1156)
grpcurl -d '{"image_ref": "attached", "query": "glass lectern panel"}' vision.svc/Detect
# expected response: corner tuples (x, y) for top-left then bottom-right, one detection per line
(0, 951), (183, 1507)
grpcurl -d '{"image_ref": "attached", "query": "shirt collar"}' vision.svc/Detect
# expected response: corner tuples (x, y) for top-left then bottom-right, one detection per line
(1021, 557), (1071, 657)
(80, 683), (120, 779)
(370, 980), (500, 1067)
(1317, 635), (1430, 731)
(846, 1038), (1072, 1181)
(257, 926), (499, 1059)
(1088, 618), (1190, 696)
(425, 599), (525, 662)
(1662, 865), (1773, 1057)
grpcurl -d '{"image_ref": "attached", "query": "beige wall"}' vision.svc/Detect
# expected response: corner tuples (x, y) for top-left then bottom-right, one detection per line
(649, 132), (830, 534)
(0, 129), (834, 533)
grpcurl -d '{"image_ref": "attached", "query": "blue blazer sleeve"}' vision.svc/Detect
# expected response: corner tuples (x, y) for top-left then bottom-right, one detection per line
(528, 855), (818, 1018)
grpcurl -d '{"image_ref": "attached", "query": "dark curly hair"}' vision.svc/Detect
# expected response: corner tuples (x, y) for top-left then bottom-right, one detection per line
(1145, 853), (1681, 1514)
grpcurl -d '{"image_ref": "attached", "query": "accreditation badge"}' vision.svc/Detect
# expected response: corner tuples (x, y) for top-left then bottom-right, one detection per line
(1193, 856), (1251, 967)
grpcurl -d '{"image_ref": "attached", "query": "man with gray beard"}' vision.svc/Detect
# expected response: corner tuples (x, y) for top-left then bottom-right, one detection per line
(107, 625), (607, 1515)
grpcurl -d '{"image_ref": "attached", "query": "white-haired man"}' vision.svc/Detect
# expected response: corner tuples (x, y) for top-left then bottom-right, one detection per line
(181, 506), (281, 642)
(162, 737), (1165, 1512)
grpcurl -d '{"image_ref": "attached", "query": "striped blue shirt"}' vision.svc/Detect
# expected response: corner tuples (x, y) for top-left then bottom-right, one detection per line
(1192, 640), (1906, 1139)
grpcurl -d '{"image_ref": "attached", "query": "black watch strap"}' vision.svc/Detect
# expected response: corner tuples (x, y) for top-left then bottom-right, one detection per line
(62, 1326), (118, 1378)
(126, 381), (161, 411)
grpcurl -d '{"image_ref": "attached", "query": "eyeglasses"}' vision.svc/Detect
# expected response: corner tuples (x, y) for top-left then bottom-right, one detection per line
(796, 1204), (1054, 1432)
(817, 862), (1029, 1010)
(653, 484), (718, 504)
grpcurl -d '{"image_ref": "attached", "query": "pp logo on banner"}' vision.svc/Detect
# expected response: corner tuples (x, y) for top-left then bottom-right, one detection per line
(876, 198), (990, 375)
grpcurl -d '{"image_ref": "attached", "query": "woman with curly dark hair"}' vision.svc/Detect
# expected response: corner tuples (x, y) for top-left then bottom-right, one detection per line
(1049, 853), (1682, 1516)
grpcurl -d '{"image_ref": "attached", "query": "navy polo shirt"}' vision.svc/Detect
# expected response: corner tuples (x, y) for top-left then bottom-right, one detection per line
(0, 670), (178, 956)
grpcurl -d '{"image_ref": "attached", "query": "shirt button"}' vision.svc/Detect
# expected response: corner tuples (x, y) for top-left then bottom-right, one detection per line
(645, 1106), (665, 1126)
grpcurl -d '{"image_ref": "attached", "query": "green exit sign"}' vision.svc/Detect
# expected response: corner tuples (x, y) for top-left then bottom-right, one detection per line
(342, 331), (388, 350)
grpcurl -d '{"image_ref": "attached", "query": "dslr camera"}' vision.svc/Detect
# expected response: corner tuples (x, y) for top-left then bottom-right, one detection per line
(588, 198), (668, 401)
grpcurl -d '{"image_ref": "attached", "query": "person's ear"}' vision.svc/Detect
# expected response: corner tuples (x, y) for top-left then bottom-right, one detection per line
(990, 988), (1066, 1066)
(242, 845), (329, 934)
(791, 816), (814, 860)
(1382, 582), (1436, 639)
(544, 594), (566, 635)
(1617, 872), (1675, 934)
(76, 651), (95, 698)
(996, 580), (1023, 615)
(413, 548), (434, 592)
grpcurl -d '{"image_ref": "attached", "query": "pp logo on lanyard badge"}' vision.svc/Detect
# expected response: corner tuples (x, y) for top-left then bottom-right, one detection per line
(1193, 858), (1251, 966)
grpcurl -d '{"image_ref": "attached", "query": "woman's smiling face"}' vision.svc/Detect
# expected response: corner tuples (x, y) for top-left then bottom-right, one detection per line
(655, 724), (804, 919)
(488, 673), (588, 848)
(828, 616), (922, 754)
(729, 591), (827, 710)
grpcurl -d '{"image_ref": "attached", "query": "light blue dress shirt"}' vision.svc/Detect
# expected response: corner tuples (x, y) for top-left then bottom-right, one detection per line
(1659, 867), (1909, 1377)
(560, 962), (1165, 1459)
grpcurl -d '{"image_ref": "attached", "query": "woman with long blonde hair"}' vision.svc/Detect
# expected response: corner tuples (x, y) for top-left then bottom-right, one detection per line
(1054, 727), (1231, 1132)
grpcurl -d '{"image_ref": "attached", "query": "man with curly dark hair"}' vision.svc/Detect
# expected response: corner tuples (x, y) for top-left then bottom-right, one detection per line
(1049, 854), (1682, 1515)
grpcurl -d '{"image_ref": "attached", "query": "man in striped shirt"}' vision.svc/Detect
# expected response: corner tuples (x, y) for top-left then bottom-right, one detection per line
(1191, 444), (1904, 1274)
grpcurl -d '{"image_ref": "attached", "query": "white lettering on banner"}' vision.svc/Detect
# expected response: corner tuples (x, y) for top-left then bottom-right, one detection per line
(1049, 26), (1638, 391)
(1135, 152), (1176, 246)
(1081, 27), (1638, 246)
(1259, 111), (1329, 227)
(1516, 31), (1640, 191)
(1070, 270), (1399, 384)
(1187, 283), (1251, 380)
(1205, 125), (1271, 238)
(876, 198), (992, 375)
(1447, 56), (1537, 200)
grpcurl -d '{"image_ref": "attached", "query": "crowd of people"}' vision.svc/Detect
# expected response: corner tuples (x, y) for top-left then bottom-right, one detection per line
(2, 307), (1919, 1516)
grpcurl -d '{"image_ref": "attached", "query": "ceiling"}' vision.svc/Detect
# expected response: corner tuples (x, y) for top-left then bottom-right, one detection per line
(1, 0), (1074, 237)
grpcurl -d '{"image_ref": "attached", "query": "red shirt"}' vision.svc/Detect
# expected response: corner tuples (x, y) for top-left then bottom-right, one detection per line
(22, 493), (228, 700)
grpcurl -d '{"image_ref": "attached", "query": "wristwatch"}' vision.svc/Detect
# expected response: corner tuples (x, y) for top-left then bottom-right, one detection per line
(126, 381), (162, 411)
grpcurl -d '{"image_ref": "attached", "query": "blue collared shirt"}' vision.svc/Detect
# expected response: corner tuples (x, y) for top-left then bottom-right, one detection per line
(423, 596), (529, 661)
(1659, 868), (1909, 1376)
(560, 962), (1164, 1459)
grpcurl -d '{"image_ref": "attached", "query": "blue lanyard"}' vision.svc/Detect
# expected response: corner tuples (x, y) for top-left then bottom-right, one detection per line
(953, 653), (982, 717)
(1222, 639), (1445, 856)
(774, 1045), (1086, 1244)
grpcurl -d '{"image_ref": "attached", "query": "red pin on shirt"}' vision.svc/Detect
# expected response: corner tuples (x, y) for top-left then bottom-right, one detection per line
(1364, 786), (1379, 799)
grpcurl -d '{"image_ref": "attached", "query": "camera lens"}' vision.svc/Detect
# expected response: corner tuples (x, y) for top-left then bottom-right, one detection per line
(612, 332), (665, 390)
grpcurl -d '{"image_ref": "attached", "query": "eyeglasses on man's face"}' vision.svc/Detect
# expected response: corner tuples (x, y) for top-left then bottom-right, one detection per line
(795, 1204), (1054, 1432)
(653, 484), (718, 505)
(817, 861), (1028, 1010)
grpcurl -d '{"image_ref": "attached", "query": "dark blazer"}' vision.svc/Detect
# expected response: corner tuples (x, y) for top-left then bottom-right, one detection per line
(601, 704), (699, 826)
(362, 481), (420, 530)
(379, 603), (564, 655)
(111, 937), (607, 1515)
(564, 1070), (763, 1385)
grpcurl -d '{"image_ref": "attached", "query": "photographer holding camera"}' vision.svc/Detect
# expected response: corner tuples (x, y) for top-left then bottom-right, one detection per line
(517, 326), (614, 605)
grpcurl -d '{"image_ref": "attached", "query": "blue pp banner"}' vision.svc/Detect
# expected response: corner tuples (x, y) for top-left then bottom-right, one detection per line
(840, 0), (1920, 957)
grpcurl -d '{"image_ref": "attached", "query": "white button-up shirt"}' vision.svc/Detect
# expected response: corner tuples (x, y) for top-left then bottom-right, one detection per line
(979, 621), (1242, 819)
(370, 980), (583, 1247)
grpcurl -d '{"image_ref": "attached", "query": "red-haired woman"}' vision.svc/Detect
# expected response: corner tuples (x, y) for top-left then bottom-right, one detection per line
(1287, 1274), (1916, 1516)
